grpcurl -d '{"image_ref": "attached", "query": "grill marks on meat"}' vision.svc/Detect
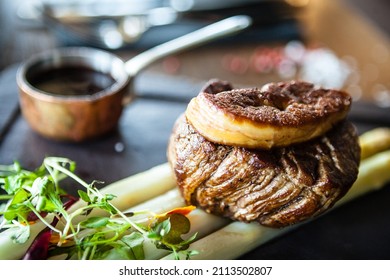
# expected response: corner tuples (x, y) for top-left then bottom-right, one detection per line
(168, 115), (360, 227)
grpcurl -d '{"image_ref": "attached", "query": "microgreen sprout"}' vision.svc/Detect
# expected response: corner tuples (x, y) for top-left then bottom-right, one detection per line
(0, 157), (198, 260)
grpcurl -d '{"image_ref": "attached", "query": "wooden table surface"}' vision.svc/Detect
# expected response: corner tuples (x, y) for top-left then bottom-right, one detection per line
(0, 0), (389, 260)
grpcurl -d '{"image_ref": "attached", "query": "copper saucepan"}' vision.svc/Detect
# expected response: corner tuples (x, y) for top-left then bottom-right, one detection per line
(16, 15), (252, 142)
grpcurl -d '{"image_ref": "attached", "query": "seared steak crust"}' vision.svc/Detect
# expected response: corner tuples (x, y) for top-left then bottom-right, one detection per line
(167, 115), (360, 227)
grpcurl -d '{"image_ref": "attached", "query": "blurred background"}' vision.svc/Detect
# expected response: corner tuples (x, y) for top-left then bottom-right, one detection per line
(0, 0), (389, 108)
(0, 1), (390, 260)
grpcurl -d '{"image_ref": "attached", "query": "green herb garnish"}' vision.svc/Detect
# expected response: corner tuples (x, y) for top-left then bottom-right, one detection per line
(0, 157), (197, 260)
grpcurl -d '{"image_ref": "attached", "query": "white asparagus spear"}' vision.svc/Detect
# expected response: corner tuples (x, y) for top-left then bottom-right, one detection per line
(359, 127), (390, 160)
(0, 217), (51, 260)
(68, 162), (176, 215)
(52, 189), (230, 260)
(0, 162), (176, 260)
(162, 149), (390, 260)
(127, 188), (184, 214)
(143, 208), (231, 260)
(126, 188), (230, 235)
(120, 189), (230, 259)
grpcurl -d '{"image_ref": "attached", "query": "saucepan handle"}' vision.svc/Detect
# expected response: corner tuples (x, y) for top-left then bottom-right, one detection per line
(125, 15), (252, 77)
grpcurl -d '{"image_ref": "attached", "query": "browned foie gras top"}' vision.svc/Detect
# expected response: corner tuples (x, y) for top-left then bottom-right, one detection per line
(202, 81), (351, 126)
(185, 80), (353, 148)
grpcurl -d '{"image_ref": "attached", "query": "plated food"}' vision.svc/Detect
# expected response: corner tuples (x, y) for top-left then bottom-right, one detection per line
(1, 79), (390, 260)
(168, 80), (360, 227)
